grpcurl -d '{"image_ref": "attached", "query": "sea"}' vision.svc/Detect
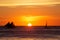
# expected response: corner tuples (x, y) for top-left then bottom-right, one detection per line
(0, 26), (60, 40)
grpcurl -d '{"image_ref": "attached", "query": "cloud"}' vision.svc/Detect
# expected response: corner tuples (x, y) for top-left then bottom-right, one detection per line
(0, 4), (60, 17)
(0, 0), (60, 6)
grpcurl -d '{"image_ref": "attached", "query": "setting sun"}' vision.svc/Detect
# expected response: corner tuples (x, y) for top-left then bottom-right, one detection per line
(28, 23), (32, 27)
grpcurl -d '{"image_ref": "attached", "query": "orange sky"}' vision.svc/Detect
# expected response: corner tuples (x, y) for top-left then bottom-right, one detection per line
(0, 0), (60, 26)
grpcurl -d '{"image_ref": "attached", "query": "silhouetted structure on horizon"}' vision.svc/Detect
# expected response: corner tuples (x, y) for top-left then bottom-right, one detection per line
(5, 22), (15, 28)
(45, 21), (47, 29)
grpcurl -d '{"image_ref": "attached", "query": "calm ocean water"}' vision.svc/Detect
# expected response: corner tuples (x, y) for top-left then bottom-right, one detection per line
(0, 27), (60, 40)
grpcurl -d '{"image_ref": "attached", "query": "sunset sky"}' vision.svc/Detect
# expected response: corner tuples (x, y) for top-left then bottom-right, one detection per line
(0, 0), (60, 26)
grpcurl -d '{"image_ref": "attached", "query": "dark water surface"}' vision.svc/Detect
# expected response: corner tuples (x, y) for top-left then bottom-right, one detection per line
(0, 27), (60, 40)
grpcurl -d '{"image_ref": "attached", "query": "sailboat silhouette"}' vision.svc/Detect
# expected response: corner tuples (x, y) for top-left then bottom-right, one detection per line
(5, 22), (15, 28)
